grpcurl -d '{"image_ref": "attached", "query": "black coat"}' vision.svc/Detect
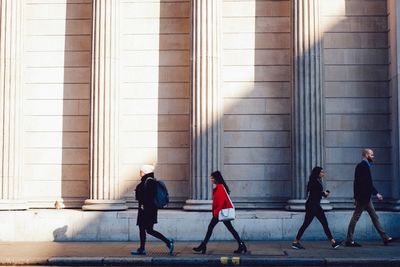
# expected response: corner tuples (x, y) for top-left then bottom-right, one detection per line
(135, 173), (158, 226)
(354, 160), (378, 204)
(306, 177), (326, 207)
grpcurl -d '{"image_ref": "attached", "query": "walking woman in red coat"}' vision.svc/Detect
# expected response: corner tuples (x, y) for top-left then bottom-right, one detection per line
(193, 171), (247, 254)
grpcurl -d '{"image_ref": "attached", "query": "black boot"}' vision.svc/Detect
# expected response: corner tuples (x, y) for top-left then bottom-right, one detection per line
(192, 242), (207, 254)
(234, 242), (247, 254)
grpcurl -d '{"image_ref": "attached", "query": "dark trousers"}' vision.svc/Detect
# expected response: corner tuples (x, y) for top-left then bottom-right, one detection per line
(346, 201), (389, 242)
(139, 223), (169, 249)
(296, 204), (333, 241)
(203, 216), (242, 245)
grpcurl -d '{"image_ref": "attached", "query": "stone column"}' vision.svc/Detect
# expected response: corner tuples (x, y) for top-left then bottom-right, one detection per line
(286, 0), (331, 211)
(183, 0), (223, 211)
(82, 0), (126, 211)
(0, 0), (27, 210)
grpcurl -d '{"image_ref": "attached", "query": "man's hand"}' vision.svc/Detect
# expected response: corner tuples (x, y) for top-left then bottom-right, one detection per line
(324, 190), (330, 197)
(377, 193), (383, 201)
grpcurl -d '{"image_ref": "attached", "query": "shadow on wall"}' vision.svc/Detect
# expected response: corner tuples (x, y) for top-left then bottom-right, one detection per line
(61, 0), (91, 209)
(221, 0), (292, 208)
(53, 225), (68, 241)
(321, 0), (392, 208)
(156, 0), (191, 208)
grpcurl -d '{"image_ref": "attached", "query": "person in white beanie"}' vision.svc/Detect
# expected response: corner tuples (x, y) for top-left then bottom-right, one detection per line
(131, 165), (174, 256)
(140, 165), (154, 176)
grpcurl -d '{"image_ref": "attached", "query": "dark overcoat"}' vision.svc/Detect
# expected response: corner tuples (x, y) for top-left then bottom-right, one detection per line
(135, 172), (158, 226)
(354, 160), (378, 204)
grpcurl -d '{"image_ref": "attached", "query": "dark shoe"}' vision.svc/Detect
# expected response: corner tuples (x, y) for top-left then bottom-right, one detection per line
(234, 242), (247, 254)
(291, 242), (305, 249)
(345, 241), (362, 247)
(193, 242), (206, 254)
(332, 240), (343, 249)
(383, 237), (393, 246)
(167, 238), (174, 255)
(131, 248), (146, 255)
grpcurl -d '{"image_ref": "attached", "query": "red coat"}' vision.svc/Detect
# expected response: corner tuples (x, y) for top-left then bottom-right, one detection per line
(212, 184), (233, 218)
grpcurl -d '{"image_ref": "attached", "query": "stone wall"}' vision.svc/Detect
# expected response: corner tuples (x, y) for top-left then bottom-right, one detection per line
(321, 0), (392, 208)
(222, 0), (292, 208)
(16, 0), (398, 209)
(119, 0), (191, 207)
(23, 0), (92, 208)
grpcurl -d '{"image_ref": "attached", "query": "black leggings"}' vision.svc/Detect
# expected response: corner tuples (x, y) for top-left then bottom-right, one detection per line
(139, 223), (169, 249)
(296, 204), (333, 241)
(203, 216), (242, 245)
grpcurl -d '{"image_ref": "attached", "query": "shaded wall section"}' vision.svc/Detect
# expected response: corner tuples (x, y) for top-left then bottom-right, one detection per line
(321, 0), (392, 208)
(119, 0), (190, 207)
(22, 0), (91, 208)
(222, 0), (292, 208)
(388, 0), (400, 203)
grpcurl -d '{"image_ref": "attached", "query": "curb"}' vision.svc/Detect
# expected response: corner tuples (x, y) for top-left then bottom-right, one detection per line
(324, 257), (400, 266)
(44, 256), (400, 266)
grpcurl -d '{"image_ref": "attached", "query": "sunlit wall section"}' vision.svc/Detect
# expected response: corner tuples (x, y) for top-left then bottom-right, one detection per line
(222, 0), (292, 208)
(322, 0), (391, 208)
(22, 0), (91, 208)
(119, 0), (190, 207)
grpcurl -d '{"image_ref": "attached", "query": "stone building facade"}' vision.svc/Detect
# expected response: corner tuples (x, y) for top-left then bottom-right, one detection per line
(1, 0), (400, 214)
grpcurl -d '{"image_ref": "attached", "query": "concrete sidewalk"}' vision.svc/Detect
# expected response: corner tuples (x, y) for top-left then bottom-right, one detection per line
(0, 240), (399, 266)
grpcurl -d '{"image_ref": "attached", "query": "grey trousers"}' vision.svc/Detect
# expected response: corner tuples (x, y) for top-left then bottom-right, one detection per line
(346, 201), (389, 242)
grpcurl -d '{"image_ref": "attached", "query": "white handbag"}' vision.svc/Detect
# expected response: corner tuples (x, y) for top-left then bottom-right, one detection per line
(218, 207), (235, 221)
(218, 186), (235, 221)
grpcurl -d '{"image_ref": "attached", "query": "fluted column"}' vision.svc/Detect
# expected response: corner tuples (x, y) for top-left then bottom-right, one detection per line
(286, 0), (331, 211)
(82, 0), (126, 211)
(0, 0), (27, 210)
(183, 0), (222, 211)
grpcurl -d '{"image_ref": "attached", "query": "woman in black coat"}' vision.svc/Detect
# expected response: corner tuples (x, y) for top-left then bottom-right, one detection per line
(291, 166), (342, 249)
(131, 165), (174, 255)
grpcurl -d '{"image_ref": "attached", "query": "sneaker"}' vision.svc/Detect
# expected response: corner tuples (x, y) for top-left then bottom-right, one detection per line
(383, 237), (393, 246)
(167, 239), (174, 255)
(345, 241), (362, 247)
(332, 240), (343, 249)
(292, 242), (305, 249)
(131, 248), (146, 255)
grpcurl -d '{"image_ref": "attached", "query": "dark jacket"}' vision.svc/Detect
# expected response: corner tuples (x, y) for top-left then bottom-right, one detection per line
(354, 160), (378, 204)
(135, 172), (158, 226)
(306, 177), (326, 206)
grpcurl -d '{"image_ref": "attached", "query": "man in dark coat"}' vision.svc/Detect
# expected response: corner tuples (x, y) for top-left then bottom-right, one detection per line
(345, 149), (393, 247)
(131, 165), (174, 255)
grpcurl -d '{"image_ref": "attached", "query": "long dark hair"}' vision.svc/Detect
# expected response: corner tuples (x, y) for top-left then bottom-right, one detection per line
(211, 170), (230, 194)
(307, 166), (323, 192)
(309, 166), (323, 181)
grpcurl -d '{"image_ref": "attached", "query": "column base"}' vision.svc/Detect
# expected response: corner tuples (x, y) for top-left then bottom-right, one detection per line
(183, 199), (212, 211)
(285, 199), (333, 211)
(82, 200), (128, 211)
(0, 200), (28, 210)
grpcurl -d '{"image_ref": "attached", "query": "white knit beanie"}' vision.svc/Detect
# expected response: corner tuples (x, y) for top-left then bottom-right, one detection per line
(140, 164), (155, 175)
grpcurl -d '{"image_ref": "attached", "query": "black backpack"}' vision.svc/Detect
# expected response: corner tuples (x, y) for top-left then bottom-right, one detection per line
(146, 177), (169, 208)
